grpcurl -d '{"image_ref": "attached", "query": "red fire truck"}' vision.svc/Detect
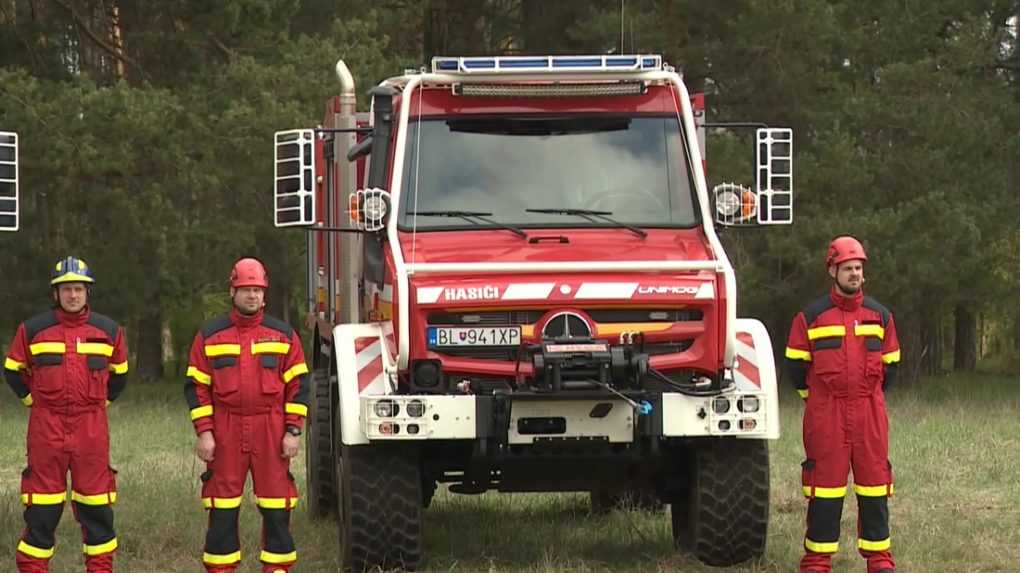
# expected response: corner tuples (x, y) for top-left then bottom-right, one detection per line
(273, 55), (793, 571)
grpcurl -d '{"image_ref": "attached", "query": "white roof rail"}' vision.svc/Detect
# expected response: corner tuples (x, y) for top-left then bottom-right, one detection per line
(431, 55), (662, 75)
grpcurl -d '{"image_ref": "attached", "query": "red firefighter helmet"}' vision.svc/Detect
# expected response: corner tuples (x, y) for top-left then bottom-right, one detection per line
(826, 236), (868, 269)
(230, 257), (269, 289)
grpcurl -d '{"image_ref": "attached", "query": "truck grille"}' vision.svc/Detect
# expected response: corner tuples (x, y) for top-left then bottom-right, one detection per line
(427, 308), (702, 326)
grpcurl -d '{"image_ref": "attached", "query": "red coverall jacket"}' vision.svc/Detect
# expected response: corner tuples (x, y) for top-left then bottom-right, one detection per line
(183, 309), (309, 572)
(4, 307), (128, 572)
(785, 287), (901, 573)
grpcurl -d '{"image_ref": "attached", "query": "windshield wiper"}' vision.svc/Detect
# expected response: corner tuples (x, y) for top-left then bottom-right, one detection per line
(525, 208), (647, 238)
(408, 210), (528, 239)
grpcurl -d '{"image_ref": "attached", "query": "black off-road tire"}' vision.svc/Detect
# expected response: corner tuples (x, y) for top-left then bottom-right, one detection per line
(338, 444), (423, 572)
(305, 369), (337, 519)
(672, 439), (769, 567)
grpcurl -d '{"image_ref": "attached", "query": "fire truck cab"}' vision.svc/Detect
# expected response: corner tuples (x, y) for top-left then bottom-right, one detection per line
(274, 55), (793, 572)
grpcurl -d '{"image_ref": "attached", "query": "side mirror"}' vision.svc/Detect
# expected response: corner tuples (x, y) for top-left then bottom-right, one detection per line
(348, 188), (390, 232)
(0, 132), (18, 231)
(755, 128), (793, 224)
(273, 129), (317, 227)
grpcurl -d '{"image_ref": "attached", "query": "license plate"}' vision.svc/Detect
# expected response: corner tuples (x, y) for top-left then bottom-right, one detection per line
(427, 326), (521, 348)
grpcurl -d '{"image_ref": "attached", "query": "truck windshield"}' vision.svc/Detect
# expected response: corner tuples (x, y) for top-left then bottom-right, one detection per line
(398, 114), (699, 230)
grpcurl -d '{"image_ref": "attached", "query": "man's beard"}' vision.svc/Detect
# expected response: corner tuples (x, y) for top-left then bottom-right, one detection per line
(235, 303), (260, 316)
(836, 281), (860, 296)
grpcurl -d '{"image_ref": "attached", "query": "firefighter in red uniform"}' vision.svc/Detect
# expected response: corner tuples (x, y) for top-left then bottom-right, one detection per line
(4, 257), (129, 573)
(786, 236), (901, 573)
(184, 257), (310, 572)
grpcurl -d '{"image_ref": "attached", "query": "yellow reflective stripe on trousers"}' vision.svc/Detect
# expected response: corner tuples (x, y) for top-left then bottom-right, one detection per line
(5, 356), (26, 371)
(76, 341), (114, 356)
(83, 537), (118, 556)
(252, 341), (291, 355)
(21, 491), (67, 505)
(109, 361), (128, 374)
(256, 496), (298, 509)
(804, 538), (839, 553)
(807, 325), (846, 340)
(191, 405), (213, 420)
(260, 550), (298, 564)
(204, 344), (241, 357)
(854, 483), (894, 497)
(283, 363), (309, 383)
(18, 540), (55, 559)
(203, 551), (242, 565)
(853, 324), (885, 339)
(882, 350), (901, 364)
(187, 366), (212, 385)
(802, 485), (847, 498)
(72, 490), (117, 505)
(785, 347), (812, 361)
(797, 389), (809, 399)
(22, 393), (34, 407)
(202, 496), (243, 509)
(29, 342), (66, 355)
(285, 402), (308, 416)
(858, 537), (891, 551)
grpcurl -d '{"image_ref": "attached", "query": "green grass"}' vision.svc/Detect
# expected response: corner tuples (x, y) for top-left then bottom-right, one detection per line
(2, 374), (1019, 572)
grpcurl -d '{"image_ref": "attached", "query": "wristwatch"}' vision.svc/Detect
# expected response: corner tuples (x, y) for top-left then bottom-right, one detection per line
(285, 426), (302, 437)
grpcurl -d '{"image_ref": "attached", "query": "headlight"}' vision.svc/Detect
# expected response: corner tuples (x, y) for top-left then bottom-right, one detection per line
(373, 399), (399, 418)
(716, 188), (741, 217)
(738, 396), (760, 413)
(406, 399), (425, 418)
(712, 396), (730, 415)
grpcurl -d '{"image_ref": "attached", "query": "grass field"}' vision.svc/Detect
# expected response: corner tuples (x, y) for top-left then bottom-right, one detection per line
(2, 374), (1019, 572)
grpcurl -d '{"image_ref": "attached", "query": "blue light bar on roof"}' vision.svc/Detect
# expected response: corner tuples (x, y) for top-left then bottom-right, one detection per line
(431, 55), (663, 74)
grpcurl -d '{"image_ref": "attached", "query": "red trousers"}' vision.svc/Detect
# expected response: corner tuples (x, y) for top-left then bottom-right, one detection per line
(800, 393), (894, 573)
(200, 409), (297, 573)
(17, 407), (117, 573)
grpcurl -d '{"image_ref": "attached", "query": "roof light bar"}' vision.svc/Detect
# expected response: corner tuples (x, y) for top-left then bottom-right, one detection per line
(455, 82), (647, 98)
(432, 55), (663, 74)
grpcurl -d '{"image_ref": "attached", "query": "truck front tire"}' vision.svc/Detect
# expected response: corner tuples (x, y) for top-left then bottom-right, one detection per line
(672, 439), (769, 566)
(305, 369), (337, 518)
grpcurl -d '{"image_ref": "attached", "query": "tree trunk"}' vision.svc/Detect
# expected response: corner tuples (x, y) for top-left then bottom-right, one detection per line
(919, 313), (942, 376)
(161, 318), (174, 373)
(135, 307), (164, 380)
(953, 302), (977, 371)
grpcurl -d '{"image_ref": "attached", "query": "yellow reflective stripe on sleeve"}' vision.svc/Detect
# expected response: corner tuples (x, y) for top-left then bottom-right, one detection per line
(5, 357), (26, 371)
(187, 366), (212, 385)
(255, 496), (299, 509)
(109, 361), (128, 374)
(18, 540), (55, 559)
(22, 393), (34, 407)
(29, 342), (66, 355)
(83, 537), (118, 556)
(76, 341), (114, 356)
(285, 402), (308, 417)
(191, 405), (213, 420)
(802, 485), (847, 498)
(853, 324), (885, 339)
(204, 344), (241, 357)
(785, 347), (812, 361)
(202, 496), (243, 509)
(283, 363), (309, 383)
(854, 483), (894, 497)
(807, 325), (846, 340)
(260, 550), (298, 564)
(252, 341), (291, 355)
(72, 491), (117, 505)
(203, 551), (242, 565)
(882, 350), (901, 364)
(805, 538), (839, 553)
(797, 389), (809, 399)
(858, 537), (891, 551)
(21, 491), (68, 505)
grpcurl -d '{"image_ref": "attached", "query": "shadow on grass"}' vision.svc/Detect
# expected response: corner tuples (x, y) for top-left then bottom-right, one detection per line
(422, 491), (679, 570)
